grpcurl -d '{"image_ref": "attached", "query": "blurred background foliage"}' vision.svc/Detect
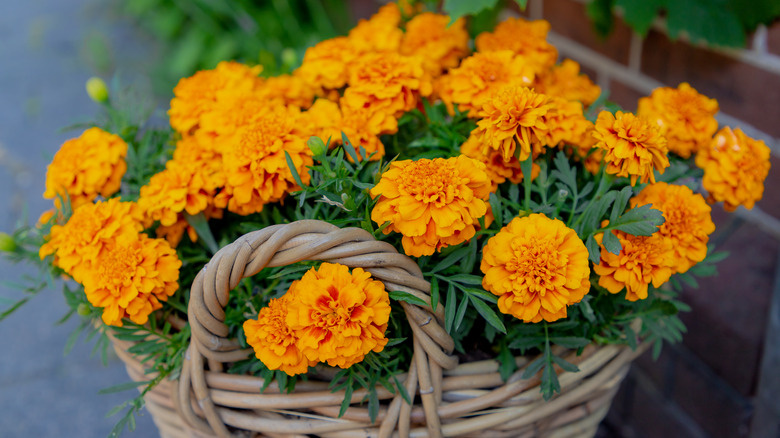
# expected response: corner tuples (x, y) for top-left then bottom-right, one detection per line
(114, 0), (354, 96)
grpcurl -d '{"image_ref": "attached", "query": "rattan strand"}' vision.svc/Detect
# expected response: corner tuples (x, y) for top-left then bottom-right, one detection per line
(107, 220), (646, 437)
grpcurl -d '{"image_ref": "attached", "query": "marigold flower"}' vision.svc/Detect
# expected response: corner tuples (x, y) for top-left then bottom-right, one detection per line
(370, 155), (491, 257)
(296, 37), (357, 91)
(543, 97), (592, 148)
(475, 17), (558, 75)
(638, 82), (718, 158)
(695, 127), (771, 211)
(400, 13), (470, 76)
(285, 263), (391, 369)
(39, 198), (144, 282)
(244, 296), (315, 375)
(81, 234), (181, 326)
(168, 61), (263, 135)
(347, 3), (403, 54)
(480, 214), (591, 323)
(43, 127), (127, 210)
(593, 111), (669, 185)
(261, 74), (316, 109)
(307, 99), (385, 160)
(435, 51), (535, 117)
(342, 52), (432, 135)
(630, 183), (715, 274)
(594, 229), (674, 301)
(473, 86), (556, 162)
(221, 106), (313, 215)
(535, 59), (601, 106)
(460, 134), (539, 192)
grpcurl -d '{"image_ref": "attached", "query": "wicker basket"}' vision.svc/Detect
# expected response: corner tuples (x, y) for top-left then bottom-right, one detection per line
(112, 220), (645, 438)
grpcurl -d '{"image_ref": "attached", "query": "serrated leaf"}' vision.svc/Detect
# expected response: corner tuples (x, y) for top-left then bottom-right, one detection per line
(704, 250), (729, 263)
(508, 335), (546, 351)
(339, 384), (353, 418)
(616, 0), (666, 36)
(368, 388), (379, 423)
(610, 186), (634, 223)
(611, 204), (665, 236)
(549, 336), (590, 349)
(443, 0), (500, 22)
(522, 356), (546, 379)
(551, 354), (580, 373)
(388, 290), (428, 308)
(585, 234), (601, 265)
(551, 151), (577, 194)
(469, 295), (506, 334)
(603, 230), (622, 255)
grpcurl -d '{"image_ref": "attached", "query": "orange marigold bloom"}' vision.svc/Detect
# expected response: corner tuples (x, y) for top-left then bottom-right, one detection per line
(221, 106), (313, 215)
(39, 198), (144, 282)
(535, 59), (601, 107)
(347, 3), (403, 54)
(285, 263), (391, 369)
(435, 51), (535, 117)
(82, 234), (181, 327)
(475, 17), (558, 75)
(307, 99), (385, 160)
(261, 74), (316, 109)
(43, 127), (127, 210)
(370, 155), (491, 257)
(168, 61), (263, 135)
(593, 111), (669, 185)
(594, 229), (674, 301)
(296, 37), (358, 91)
(460, 134), (539, 192)
(342, 52), (432, 135)
(630, 182), (715, 274)
(543, 97), (593, 148)
(473, 86), (556, 162)
(637, 82), (718, 158)
(695, 127), (771, 212)
(480, 214), (591, 323)
(244, 296), (315, 375)
(400, 13), (470, 76)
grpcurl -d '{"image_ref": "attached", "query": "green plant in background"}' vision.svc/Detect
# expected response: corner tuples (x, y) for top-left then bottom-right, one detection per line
(116, 0), (353, 95)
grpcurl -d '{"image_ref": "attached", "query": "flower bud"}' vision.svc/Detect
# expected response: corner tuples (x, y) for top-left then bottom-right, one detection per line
(281, 48), (298, 69)
(77, 303), (91, 316)
(85, 77), (109, 103)
(307, 136), (328, 157)
(0, 232), (16, 253)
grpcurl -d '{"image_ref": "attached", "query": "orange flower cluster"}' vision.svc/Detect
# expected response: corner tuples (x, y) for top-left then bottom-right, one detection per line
(638, 82), (718, 158)
(460, 134), (539, 192)
(243, 263), (391, 374)
(475, 17), (558, 75)
(535, 59), (601, 107)
(481, 214), (591, 323)
(400, 13), (470, 76)
(39, 199), (180, 326)
(594, 111), (670, 185)
(43, 127), (127, 210)
(594, 229), (673, 301)
(370, 156), (491, 257)
(630, 183), (715, 274)
(696, 127), (771, 211)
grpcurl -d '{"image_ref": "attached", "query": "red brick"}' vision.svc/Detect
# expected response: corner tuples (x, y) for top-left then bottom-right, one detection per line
(607, 80), (643, 111)
(767, 20), (780, 57)
(755, 155), (780, 219)
(641, 29), (780, 137)
(677, 209), (777, 396)
(543, 0), (634, 65)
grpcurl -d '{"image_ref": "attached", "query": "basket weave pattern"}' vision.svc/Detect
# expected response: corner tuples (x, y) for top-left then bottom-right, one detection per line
(115, 220), (642, 438)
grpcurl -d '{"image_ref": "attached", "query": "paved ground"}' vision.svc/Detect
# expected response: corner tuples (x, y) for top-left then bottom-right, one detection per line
(0, 1), (158, 436)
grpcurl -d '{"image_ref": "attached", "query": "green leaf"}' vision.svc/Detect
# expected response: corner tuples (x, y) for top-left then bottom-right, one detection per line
(388, 290), (428, 308)
(508, 335), (546, 351)
(489, 192), (503, 228)
(341, 132), (361, 163)
(98, 381), (149, 395)
(443, 0), (500, 21)
(498, 343), (517, 381)
(368, 387), (379, 423)
(285, 151), (306, 189)
(339, 384), (353, 418)
(585, 234), (601, 265)
(445, 282), (457, 333)
(469, 295), (506, 334)
(610, 186), (633, 224)
(430, 278), (439, 312)
(430, 246), (471, 273)
(615, 0), (666, 36)
(0, 297), (29, 323)
(551, 151), (578, 194)
(549, 337), (590, 349)
(551, 354), (580, 373)
(602, 231), (622, 255)
(444, 274), (484, 285)
(184, 212), (219, 254)
(454, 295), (469, 331)
(611, 204), (665, 236)
(667, 0), (746, 47)
(586, 0), (617, 36)
(514, 0), (529, 9)
(521, 356), (546, 379)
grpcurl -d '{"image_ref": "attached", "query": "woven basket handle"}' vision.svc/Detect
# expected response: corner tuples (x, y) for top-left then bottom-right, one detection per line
(180, 220), (457, 438)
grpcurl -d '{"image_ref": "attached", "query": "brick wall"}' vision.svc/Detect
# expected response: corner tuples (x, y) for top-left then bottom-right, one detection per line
(516, 0), (780, 437)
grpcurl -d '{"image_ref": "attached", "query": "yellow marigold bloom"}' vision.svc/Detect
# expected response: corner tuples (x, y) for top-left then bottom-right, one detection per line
(221, 106), (313, 215)
(347, 3), (403, 54)
(695, 127), (771, 211)
(168, 61), (263, 135)
(244, 296), (315, 376)
(480, 214), (591, 323)
(296, 37), (357, 91)
(475, 17), (558, 75)
(43, 127), (127, 210)
(82, 234), (181, 327)
(594, 229), (674, 301)
(400, 13), (470, 76)
(435, 51), (535, 117)
(460, 134), (539, 192)
(285, 263), (391, 369)
(39, 198), (144, 282)
(630, 183), (715, 274)
(638, 82), (718, 158)
(473, 86), (556, 162)
(261, 74), (316, 109)
(370, 155), (491, 257)
(307, 99), (385, 160)
(535, 59), (601, 107)
(543, 97), (593, 148)
(593, 111), (669, 185)
(342, 52), (432, 135)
